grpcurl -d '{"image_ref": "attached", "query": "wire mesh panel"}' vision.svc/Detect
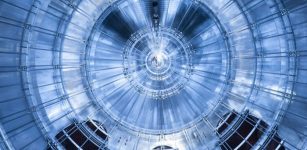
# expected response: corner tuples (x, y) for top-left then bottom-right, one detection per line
(54, 120), (108, 150)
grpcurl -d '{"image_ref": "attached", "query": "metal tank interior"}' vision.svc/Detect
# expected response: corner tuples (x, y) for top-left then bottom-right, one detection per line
(0, 0), (307, 149)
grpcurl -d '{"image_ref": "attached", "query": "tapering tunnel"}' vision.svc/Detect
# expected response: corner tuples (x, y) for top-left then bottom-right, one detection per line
(0, 0), (306, 150)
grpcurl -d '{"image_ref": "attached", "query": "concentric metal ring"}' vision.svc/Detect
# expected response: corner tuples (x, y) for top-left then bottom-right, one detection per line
(122, 28), (193, 99)
(86, 0), (231, 133)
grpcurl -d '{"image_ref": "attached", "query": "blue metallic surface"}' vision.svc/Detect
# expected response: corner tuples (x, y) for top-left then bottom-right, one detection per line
(0, 0), (306, 149)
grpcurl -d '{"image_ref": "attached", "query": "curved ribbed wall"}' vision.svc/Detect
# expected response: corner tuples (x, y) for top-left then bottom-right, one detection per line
(0, 0), (306, 150)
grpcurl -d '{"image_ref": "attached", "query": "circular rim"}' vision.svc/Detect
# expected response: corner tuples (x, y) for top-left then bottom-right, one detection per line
(84, 0), (232, 134)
